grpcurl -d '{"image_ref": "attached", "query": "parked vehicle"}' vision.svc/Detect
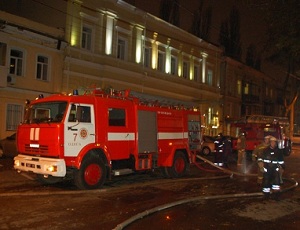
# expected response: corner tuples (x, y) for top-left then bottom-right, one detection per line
(0, 133), (17, 158)
(14, 88), (201, 189)
(230, 115), (291, 157)
(201, 135), (216, 155)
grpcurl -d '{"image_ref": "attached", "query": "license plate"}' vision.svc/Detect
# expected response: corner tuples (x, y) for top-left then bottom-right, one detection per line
(26, 163), (35, 168)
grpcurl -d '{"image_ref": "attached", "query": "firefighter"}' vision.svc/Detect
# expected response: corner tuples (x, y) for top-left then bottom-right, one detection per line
(214, 133), (226, 167)
(258, 136), (285, 200)
(223, 136), (232, 167)
(252, 135), (271, 185)
(236, 132), (246, 167)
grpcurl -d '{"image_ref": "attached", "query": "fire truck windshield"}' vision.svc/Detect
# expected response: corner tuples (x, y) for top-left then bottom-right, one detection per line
(24, 102), (67, 124)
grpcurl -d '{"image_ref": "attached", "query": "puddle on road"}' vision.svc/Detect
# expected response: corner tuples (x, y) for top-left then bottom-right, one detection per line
(231, 199), (300, 221)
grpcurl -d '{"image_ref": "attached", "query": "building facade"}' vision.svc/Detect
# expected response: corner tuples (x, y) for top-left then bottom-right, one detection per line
(0, 0), (294, 141)
(0, 11), (65, 138)
(63, 0), (223, 136)
(221, 57), (281, 136)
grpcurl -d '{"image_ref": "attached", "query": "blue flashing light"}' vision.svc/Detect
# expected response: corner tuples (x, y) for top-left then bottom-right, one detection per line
(73, 89), (79, 95)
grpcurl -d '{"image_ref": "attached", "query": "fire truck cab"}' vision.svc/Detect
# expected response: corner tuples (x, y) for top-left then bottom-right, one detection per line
(230, 115), (292, 158)
(14, 89), (201, 189)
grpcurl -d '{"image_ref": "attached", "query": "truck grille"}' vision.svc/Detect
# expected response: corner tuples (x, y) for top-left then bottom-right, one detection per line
(24, 144), (49, 155)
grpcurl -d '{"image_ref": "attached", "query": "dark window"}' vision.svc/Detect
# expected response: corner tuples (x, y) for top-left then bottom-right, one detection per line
(10, 49), (23, 76)
(109, 108), (125, 126)
(36, 55), (49, 81)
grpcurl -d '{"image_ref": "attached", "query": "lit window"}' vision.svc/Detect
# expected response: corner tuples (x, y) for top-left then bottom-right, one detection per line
(10, 49), (24, 76)
(237, 80), (242, 95)
(36, 55), (49, 81)
(244, 83), (249, 95)
(82, 26), (92, 50)
(6, 104), (23, 131)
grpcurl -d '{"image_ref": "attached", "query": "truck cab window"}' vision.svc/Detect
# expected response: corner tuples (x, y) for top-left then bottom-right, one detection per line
(68, 105), (91, 123)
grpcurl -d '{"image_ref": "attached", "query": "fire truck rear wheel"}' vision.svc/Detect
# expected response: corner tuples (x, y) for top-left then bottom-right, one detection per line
(74, 154), (107, 190)
(167, 151), (188, 178)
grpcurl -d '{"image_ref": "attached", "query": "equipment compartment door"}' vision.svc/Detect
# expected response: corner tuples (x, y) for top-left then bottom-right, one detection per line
(138, 110), (157, 153)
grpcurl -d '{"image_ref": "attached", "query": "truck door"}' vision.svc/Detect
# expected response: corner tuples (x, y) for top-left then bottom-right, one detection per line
(64, 104), (95, 157)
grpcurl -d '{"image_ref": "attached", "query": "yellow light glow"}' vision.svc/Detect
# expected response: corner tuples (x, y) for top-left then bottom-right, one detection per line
(152, 33), (158, 69)
(152, 42), (158, 69)
(105, 16), (114, 55)
(178, 65), (182, 77)
(14, 160), (20, 167)
(47, 165), (58, 172)
(71, 30), (77, 46)
(136, 42), (141, 63)
(135, 27), (143, 63)
(165, 49), (171, 73)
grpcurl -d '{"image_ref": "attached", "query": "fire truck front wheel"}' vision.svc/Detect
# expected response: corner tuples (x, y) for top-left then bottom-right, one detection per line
(74, 154), (107, 190)
(167, 151), (189, 178)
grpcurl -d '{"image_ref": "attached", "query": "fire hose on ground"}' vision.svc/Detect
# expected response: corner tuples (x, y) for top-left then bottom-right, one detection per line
(113, 154), (298, 230)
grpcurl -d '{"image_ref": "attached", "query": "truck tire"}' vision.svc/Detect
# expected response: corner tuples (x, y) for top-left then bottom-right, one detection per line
(74, 154), (106, 190)
(167, 151), (189, 178)
(201, 146), (211, 155)
(160, 167), (171, 178)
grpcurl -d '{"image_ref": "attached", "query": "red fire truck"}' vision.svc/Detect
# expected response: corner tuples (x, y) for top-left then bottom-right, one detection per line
(230, 115), (291, 157)
(14, 88), (201, 189)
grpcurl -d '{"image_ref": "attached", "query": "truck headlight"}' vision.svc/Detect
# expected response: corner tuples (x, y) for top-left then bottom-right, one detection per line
(14, 160), (20, 167)
(46, 165), (58, 172)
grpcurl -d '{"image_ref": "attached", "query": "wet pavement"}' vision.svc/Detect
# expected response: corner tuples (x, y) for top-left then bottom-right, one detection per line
(0, 149), (299, 230)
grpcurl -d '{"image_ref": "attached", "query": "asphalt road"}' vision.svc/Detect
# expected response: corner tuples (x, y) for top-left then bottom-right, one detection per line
(0, 148), (299, 230)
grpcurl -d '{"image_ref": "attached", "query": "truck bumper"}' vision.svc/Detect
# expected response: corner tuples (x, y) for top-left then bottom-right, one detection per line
(14, 154), (66, 177)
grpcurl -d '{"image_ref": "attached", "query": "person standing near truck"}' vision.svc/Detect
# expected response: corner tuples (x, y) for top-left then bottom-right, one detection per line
(214, 133), (225, 167)
(236, 132), (246, 172)
(258, 136), (285, 200)
(252, 135), (271, 184)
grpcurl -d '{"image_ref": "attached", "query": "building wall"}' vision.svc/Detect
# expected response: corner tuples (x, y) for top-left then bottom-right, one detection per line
(63, 0), (223, 136)
(0, 0), (295, 140)
(0, 11), (64, 138)
(221, 57), (281, 135)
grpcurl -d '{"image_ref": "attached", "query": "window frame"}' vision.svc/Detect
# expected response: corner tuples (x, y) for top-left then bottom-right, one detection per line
(171, 55), (177, 76)
(6, 103), (23, 131)
(144, 46), (152, 68)
(157, 51), (165, 72)
(117, 36), (128, 60)
(194, 64), (200, 82)
(36, 54), (50, 81)
(9, 48), (25, 76)
(108, 108), (126, 127)
(183, 61), (189, 79)
(207, 69), (213, 86)
(81, 25), (93, 51)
